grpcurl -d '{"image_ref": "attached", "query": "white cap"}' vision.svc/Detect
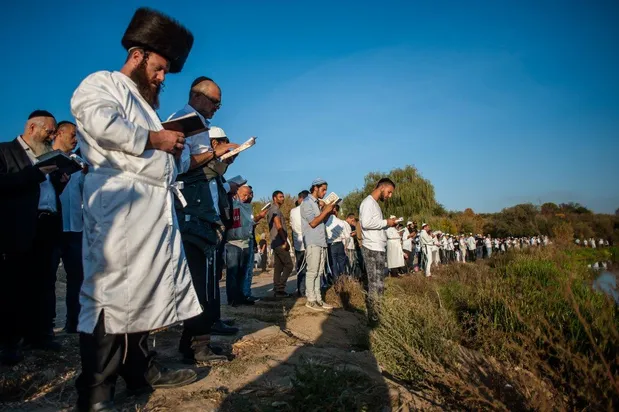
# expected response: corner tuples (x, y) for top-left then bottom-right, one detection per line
(208, 126), (227, 139)
(406, 221), (413, 226)
(389, 215), (396, 219)
(422, 222), (428, 227)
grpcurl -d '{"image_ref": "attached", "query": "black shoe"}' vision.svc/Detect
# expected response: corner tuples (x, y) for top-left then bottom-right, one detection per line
(62, 326), (78, 334)
(77, 400), (119, 412)
(208, 344), (226, 356)
(221, 318), (236, 327)
(211, 320), (239, 336)
(145, 362), (198, 389)
(234, 298), (255, 307)
(246, 296), (261, 303)
(0, 346), (24, 366)
(274, 291), (291, 298)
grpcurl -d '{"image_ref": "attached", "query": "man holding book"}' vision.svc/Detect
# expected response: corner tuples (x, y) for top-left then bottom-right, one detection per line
(300, 178), (337, 311)
(359, 178), (397, 325)
(0, 110), (69, 365)
(70, 8), (203, 411)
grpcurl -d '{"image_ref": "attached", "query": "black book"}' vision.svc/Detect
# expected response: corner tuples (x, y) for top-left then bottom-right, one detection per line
(161, 112), (208, 137)
(36, 150), (84, 174)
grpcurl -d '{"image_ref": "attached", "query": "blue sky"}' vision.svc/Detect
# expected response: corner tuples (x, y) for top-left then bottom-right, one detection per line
(2, 0), (618, 213)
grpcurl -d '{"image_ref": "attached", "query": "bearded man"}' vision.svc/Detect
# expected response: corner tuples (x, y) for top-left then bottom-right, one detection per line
(70, 8), (202, 412)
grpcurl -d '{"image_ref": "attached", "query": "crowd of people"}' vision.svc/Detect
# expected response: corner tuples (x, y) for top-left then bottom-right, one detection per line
(575, 237), (611, 248)
(1, 7), (612, 412)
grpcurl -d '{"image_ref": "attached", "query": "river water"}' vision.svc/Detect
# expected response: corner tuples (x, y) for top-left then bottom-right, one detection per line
(591, 262), (618, 304)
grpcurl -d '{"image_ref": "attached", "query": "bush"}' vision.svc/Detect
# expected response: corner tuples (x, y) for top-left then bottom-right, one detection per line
(369, 246), (619, 410)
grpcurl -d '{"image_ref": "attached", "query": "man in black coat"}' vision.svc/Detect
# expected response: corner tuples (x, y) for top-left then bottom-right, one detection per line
(0, 110), (68, 365)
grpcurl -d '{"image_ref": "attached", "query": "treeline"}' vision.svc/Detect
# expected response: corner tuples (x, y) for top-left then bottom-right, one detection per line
(251, 165), (618, 244)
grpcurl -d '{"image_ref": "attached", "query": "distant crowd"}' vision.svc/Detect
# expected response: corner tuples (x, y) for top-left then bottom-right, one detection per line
(575, 238), (611, 248)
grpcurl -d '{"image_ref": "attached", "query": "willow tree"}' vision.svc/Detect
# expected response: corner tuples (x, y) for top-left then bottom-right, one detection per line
(341, 165), (440, 222)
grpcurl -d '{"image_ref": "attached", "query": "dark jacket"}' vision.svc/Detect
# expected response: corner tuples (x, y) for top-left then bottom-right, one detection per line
(0, 138), (65, 254)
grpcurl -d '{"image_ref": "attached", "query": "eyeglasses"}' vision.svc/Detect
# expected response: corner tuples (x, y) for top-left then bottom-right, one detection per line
(204, 94), (221, 109)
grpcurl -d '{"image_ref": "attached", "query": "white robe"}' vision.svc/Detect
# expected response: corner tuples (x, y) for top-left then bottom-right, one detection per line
(386, 227), (405, 269)
(71, 70), (202, 334)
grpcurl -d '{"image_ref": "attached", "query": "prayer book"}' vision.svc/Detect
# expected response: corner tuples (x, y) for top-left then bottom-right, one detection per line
(261, 202), (272, 211)
(324, 192), (342, 205)
(219, 137), (256, 161)
(227, 175), (247, 186)
(36, 150), (84, 174)
(161, 112), (208, 137)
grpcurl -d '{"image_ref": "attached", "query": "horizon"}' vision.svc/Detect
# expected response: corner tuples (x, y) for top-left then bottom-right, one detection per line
(1, 0), (618, 213)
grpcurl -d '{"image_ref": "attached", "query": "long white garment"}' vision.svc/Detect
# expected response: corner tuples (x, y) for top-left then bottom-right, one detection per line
(289, 206), (304, 252)
(71, 70), (201, 334)
(386, 227), (405, 269)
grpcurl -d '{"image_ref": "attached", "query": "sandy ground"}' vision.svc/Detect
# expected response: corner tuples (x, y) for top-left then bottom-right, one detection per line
(0, 265), (425, 412)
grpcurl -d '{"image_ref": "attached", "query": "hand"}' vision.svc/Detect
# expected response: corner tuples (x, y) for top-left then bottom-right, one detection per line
(324, 202), (336, 213)
(258, 209), (268, 219)
(350, 231), (356, 237)
(60, 173), (70, 183)
(214, 143), (240, 158)
(38, 165), (59, 175)
(82, 164), (89, 175)
(283, 242), (290, 251)
(149, 130), (185, 155)
(228, 182), (239, 195)
(386, 218), (397, 227)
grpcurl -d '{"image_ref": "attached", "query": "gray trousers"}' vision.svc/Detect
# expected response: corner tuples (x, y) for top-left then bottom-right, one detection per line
(305, 245), (327, 302)
(361, 247), (387, 325)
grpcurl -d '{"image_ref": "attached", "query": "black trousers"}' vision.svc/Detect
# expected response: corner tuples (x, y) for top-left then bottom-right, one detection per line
(210, 235), (225, 322)
(181, 241), (217, 348)
(0, 213), (60, 347)
(467, 249), (476, 262)
(76, 312), (153, 409)
(51, 231), (84, 329)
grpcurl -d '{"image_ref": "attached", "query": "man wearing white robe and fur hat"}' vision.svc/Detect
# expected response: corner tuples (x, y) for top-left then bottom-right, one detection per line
(70, 7), (202, 412)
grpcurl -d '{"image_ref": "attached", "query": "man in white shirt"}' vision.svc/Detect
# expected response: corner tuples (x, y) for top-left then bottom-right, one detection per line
(345, 213), (362, 278)
(466, 233), (477, 262)
(359, 178), (397, 325)
(290, 190), (309, 296)
(326, 205), (351, 282)
(419, 224), (434, 276)
(484, 235), (492, 258)
(51, 121), (85, 333)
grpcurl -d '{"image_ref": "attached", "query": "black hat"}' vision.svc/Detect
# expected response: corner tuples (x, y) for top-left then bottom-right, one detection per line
(122, 7), (194, 73)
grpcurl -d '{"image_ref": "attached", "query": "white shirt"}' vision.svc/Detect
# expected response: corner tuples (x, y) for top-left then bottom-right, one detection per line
(402, 230), (413, 251)
(60, 170), (85, 232)
(17, 136), (57, 213)
(289, 205), (304, 251)
(167, 104), (212, 175)
(359, 195), (387, 252)
(326, 215), (350, 244)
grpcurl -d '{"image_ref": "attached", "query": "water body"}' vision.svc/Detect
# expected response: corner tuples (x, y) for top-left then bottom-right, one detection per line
(591, 262), (618, 304)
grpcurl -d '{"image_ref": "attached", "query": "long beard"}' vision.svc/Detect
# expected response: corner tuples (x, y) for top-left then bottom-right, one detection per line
(130, 61), (161, 110)
(30, 139), (52, 157)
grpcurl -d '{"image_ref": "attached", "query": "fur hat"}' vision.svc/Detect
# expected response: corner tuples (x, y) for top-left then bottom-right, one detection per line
(122, 7), (194, 73)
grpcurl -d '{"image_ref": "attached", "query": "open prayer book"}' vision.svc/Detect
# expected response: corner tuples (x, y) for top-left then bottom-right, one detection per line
(323, 192), (342, 205)
(161, 112), (208, 137)
(219, 137), (256, 161)
(36, 150), (84, 174)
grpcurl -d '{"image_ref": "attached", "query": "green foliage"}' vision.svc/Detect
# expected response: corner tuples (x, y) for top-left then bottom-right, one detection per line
(253, 193), (296, 242)
(341, 165), (439, 220)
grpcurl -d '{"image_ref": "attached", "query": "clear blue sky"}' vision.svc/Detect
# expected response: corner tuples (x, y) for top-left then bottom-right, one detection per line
(2, 0), (618, 213)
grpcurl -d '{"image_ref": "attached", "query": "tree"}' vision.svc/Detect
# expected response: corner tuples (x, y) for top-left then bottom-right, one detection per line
(541, 202), (559, 216)
(341, 165), (439, 220)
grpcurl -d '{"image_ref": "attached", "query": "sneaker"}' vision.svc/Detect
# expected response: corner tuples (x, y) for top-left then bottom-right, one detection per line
(305, 301), (324, 311)
(316, 301), (334, 310)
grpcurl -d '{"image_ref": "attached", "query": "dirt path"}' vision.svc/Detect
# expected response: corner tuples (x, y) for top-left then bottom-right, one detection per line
(1, 268), (430, 411)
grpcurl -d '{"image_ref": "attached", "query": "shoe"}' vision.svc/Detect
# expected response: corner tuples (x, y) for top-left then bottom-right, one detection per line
(246, 296), (261, 303)
(274, 291), (292, 298)
(208, 344), (226, 356)
(238, 299), (255, 306)
(210, 320), (239, 336)
(145, 362), (198, 389)
(317, 301), (334, 310)
(305, 301), (324, 311)
(221, 319), (236, 327)
(0, 346), (24, 366)
(62, 325), (78, 334)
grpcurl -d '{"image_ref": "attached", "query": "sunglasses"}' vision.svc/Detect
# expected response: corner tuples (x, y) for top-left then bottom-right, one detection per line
(203, 94), (221, 109)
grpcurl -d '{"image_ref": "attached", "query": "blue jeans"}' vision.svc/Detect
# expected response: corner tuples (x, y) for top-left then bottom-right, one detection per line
(243, 239), (255, 297)
(225, 243), (250, 304)
(328, 242), (348, 282)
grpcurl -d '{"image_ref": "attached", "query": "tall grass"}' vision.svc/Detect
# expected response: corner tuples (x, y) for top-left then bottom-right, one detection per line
(336, 246), (619, 410)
